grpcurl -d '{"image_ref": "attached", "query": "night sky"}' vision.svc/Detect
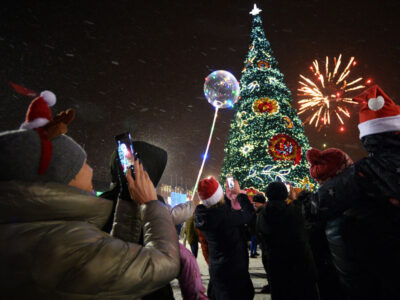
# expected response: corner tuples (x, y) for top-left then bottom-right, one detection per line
(1, 0), (400, 189)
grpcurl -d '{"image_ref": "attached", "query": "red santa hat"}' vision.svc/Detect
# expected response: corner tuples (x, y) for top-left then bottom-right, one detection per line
(20, 91), (56, 130)
(306, 148), (354, 185)
(197, 176), (224, 207)
(353, 85), (400, 138)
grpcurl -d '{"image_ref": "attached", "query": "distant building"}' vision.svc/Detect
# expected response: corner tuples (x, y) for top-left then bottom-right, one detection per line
(158, 184), (193, 205)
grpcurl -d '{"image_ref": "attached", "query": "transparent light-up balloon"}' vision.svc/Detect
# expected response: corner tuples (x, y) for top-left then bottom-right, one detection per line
(191, 70), (240, 201)
(204, 70), (240, 108)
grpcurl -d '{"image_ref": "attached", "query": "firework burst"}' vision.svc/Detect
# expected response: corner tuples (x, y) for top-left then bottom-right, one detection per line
(297, 54), (365, 130)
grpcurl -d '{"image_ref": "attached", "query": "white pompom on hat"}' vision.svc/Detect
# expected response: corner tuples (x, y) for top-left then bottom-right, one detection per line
(197, 176), (224, 207)
(20, 91), (56, 130)
(353, 85), (400, 138)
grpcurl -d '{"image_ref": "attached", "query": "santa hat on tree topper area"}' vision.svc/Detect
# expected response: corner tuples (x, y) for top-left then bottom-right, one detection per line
(353, 84), (400, 138)
(197, 176), (224, 207)
(20, 90), (56, 130)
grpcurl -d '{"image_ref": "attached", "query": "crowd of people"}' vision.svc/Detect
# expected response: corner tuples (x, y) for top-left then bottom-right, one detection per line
(0, 83), (399, 300)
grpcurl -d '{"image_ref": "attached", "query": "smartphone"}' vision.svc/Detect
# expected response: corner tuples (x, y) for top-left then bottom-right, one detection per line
(114, 132), (136, 175)
(227, 176), (235, 189)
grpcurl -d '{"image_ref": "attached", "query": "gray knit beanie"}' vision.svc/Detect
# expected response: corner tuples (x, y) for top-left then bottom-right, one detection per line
(0, 129), (86, 184)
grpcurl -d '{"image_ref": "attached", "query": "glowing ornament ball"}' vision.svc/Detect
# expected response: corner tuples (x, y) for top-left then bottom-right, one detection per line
(192, 70), (240, 200)
(204, 70), (240, 108)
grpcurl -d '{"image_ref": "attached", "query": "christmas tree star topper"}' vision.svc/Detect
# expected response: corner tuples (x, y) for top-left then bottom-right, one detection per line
(250, 4), (262, 16)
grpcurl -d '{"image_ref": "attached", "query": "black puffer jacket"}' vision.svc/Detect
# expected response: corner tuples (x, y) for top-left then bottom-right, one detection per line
(307, 132), (400, 299)
(194, 194), (255, 300)
(257, 200), (319, 300)
(315, 132), (400, 219)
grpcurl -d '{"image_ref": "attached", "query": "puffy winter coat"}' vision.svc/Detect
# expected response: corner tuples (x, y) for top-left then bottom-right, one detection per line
(194, 194), (255, 300)
(104, 141), (194, 243)
(257, 200), (319, 300)
(0, 181), (180, 299)
(315, 132), (400, 219)
(308, 132), (400, 299)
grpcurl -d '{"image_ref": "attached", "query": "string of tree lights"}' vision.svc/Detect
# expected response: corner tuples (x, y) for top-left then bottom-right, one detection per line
(220, 5), (316, 193)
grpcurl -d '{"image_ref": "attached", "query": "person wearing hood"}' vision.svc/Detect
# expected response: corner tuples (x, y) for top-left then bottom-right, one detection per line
(257, 181), (319, 300)
(102, 141), (195, 241)
(194, 176), (255, 300)
(0, 128), (180, 299)
(303, 85), (400, 299)
(102, 140), (206, 300)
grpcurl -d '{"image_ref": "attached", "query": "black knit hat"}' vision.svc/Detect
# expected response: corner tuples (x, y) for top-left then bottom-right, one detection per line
(266, 181), (288, 202)
(253, 194), (266, 204)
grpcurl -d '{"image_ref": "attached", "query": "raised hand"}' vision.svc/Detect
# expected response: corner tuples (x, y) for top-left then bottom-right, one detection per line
(126, 159), (157, 205)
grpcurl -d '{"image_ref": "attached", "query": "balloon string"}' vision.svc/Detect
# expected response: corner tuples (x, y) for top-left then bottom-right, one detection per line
(191, 107), (219, 200)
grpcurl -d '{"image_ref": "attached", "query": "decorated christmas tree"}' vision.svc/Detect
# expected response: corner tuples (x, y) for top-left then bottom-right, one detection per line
(220, 5), (315, 193)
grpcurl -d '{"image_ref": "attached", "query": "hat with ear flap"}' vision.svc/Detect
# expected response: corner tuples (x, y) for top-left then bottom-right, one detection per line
(353, 84), (400, 138)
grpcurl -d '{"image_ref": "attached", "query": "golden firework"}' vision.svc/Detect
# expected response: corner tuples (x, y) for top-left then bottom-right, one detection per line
(297, 54), (365, 129)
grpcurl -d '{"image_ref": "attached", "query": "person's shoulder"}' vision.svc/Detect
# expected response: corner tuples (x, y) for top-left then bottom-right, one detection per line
(42, 221), (109, 245)
(32, 221), (114, 273)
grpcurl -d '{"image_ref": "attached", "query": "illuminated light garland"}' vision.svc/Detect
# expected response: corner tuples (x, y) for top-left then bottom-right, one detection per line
(283, 116), (294, 128)
(253, 97), (279, 115)
(299, 176), (315, 191)
(257, 60), (270, 68)
(268, 134), (302, 165)
(247, 81), (260, 92)
(240, 143), (255, 157)
(220, 7), (315, 192)
(244, 187), (262, 201)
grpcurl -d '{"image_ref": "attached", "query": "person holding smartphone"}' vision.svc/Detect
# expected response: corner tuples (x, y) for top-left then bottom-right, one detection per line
(0, 129), (180, 299)
(194, 176), (255, 300)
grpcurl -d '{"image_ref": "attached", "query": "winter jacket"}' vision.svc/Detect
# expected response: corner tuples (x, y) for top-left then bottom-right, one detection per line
(306, 132), (400, 299)
(0, 181), (180, 299)
(257, 200), (319, 300)
(105, 142), (194, 243)
(185, 216), (199, 245)
(105, 142), (193, 300)
(194, 194), (255, 300)
(178, 243), (209, 300)
(197, 228), (209, 264)
(314, 132), (400, 219)
(111, 196), (193, 243)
